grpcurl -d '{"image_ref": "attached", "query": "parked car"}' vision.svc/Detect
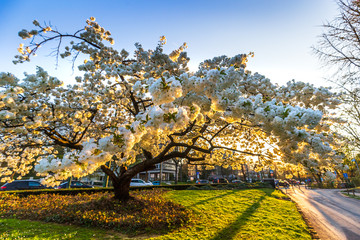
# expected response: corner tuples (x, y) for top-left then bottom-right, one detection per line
(211, 178), (229, 184)
(196, 179), (209, 184)
(288, 179), (300, 185)
(152, 181), (160, 185)
(231, 179), (243, 183)
(0, 180), (51, 191)
(130, 179), (153, 187)
(57, 181), (94, 189)
(150, 180), (172, 185)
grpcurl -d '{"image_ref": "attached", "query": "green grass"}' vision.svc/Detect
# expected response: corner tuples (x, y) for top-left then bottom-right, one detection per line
(342, 192), (360, 200)
(151, 189), (311, 240)
(0, 218), (138, 239)
(0, 189), (311, 240)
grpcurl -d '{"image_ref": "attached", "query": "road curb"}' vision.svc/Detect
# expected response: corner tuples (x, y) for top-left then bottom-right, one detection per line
(278, 188), (320, 239)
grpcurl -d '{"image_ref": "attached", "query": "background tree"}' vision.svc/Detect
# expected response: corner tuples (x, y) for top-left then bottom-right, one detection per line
(0, 18), (342, 201)
(314, 0), (360, 153)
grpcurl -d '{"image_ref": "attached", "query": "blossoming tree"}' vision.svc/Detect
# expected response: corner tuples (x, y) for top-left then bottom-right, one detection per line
(0, 18), (341, 200)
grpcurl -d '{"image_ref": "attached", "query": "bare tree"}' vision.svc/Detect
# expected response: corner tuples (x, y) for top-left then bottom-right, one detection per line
(314, 0), (360, 86)
(314, 0), (360, 152)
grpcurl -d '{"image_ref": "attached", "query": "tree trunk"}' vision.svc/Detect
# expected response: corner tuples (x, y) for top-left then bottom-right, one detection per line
(316, 173), (323, 187)
(195, 164), (198, 180)
(101, 165), (134, 202)
(174, 160), (179, 184)
(241, 164), (247, 182)
(179, 162), (184, 182)
(112, 177), (132, 202)
(311, 172), (322, 188)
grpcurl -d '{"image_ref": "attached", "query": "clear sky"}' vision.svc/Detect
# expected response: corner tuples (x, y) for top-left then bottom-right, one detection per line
(0, 0), (339, 87)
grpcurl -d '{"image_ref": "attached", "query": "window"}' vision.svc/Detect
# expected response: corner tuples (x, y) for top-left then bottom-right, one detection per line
(131, 179), (143, 183)
(28, 181), (41, 187)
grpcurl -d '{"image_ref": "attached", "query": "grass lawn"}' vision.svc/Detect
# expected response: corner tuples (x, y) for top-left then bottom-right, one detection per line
(154, 189), (311, 240)
(341, 192), (360, 200)
(0, 218), (137, 239)
(0, 188), (311, 240)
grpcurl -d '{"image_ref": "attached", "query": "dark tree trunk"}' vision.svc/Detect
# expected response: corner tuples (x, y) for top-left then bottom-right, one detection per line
(101, 155), (157, 202)
(113, 177), (132, 201)
(99, 138), (205, 201)
(316, 172), (323, 187)
(241, 164), (247, 182)
(179, 162), (183, 182)
(310, 172), (323, 188)
(174, 160), (179, 184)
(195, 164), (198, 180)
(101, 165), (133, 202)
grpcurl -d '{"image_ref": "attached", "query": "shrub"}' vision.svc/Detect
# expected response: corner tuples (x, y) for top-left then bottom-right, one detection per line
(199, 185), (216, 190)
(351, 175), (360, 187)
(186, 185), (199, 190)
(0, 189), (192, 235)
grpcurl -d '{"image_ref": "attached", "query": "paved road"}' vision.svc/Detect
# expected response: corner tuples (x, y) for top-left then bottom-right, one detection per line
(284, 186), (360, 240)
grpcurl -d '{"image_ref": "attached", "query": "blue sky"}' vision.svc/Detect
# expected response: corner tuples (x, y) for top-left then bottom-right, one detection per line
(0, 0), (339, 86)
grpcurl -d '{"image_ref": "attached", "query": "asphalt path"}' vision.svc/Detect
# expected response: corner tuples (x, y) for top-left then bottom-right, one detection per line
(283, 185), (360, 240)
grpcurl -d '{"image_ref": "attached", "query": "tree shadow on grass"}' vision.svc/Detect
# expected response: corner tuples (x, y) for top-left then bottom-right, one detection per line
(210, 193), (268, 240)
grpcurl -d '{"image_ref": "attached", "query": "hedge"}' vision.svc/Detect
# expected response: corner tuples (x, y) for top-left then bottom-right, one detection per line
(0, 182), (273, 197)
